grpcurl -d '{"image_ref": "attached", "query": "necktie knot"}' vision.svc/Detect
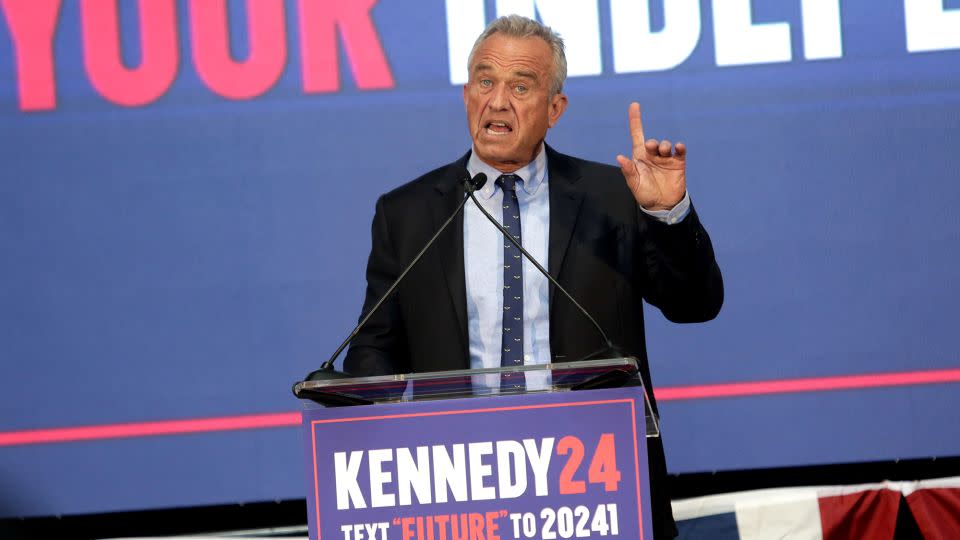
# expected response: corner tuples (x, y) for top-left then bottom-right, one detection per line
(497, 174), (521, 193)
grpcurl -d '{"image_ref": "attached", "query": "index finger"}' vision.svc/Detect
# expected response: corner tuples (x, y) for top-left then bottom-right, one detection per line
(629, 102), (646, 156)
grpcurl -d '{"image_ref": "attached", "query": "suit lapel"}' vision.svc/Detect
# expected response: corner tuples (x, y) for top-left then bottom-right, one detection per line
(546, 146), (585, 307)
(430, 153), (472, 358)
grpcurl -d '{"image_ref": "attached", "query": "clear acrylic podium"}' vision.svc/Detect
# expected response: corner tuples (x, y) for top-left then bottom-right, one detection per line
(293, 357), (660, 438)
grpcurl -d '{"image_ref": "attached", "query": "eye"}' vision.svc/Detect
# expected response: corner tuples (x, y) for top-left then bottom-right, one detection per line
(479, 79), (492, 88)
(515, 84), (528, 94)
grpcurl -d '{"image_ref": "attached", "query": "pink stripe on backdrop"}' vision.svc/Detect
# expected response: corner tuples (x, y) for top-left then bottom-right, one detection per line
(0, 412), (301, 447)
(654, 367), (960, 401)
(0, 368), (958, 447)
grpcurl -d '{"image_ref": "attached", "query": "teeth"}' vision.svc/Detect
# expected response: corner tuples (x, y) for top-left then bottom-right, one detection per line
(485, 121), (511, 135)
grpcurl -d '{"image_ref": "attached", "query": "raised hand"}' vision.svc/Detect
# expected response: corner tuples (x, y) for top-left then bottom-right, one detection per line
(615, 102), (686, 211)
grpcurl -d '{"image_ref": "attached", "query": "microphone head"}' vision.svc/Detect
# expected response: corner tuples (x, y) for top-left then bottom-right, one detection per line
(468, 172), (488, 192)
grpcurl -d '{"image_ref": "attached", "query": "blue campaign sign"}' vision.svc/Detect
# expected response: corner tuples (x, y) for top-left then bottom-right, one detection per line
(302, 388), (652, 540)
(1, 0), (959, 519)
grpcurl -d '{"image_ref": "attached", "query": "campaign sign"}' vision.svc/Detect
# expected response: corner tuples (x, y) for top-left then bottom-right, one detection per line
(301, 387), (652, 540)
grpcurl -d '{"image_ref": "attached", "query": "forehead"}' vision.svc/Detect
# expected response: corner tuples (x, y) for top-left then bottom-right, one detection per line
(471, 34), (553, 79)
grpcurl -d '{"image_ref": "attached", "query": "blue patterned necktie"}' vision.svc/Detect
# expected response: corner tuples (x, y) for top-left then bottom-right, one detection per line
(497, 174), (525, 391)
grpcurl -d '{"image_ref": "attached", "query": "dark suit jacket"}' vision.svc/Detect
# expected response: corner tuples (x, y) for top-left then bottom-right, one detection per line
(344, 145), (723, 539)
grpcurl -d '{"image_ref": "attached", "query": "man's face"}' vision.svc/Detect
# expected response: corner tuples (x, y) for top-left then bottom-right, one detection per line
(463, 34), (568, 172)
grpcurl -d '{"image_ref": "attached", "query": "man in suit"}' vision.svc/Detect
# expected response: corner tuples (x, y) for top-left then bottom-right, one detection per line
(341, 15), (723, 540)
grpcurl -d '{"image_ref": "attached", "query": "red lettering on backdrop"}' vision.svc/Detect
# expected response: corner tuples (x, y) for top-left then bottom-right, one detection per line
(189, 0), (286, 100)
(80, 0), (178, 107)
(1, 0), (63, 111)
(298, 0), (394, 92)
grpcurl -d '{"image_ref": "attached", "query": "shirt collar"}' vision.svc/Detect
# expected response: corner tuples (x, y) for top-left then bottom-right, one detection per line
(467, 142), (547, 199)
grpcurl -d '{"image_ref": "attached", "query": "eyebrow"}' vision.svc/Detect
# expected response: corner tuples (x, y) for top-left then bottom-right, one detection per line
(513, 69), (538, 81)
(473, 63), (539, 81)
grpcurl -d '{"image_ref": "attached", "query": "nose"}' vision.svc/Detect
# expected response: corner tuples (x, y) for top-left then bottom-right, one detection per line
(487, 82), (511, 111)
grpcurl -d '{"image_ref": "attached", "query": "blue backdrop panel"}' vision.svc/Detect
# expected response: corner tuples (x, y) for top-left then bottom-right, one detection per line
(1, 0), (958, 518)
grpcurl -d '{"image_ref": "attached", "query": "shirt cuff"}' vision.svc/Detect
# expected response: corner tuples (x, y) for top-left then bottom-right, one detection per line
(640, 191), (691, 225)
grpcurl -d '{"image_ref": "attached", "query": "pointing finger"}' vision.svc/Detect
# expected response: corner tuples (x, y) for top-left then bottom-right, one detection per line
(629, 102), (646, 157)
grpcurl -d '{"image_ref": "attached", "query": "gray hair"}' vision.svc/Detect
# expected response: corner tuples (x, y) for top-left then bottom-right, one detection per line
(467, 15), (567, 95)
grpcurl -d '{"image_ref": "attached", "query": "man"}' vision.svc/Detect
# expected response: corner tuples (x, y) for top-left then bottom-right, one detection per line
(342, 15), (723, 539)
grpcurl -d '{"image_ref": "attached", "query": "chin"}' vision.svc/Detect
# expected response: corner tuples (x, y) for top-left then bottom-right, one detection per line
(477, 142), (518, 159)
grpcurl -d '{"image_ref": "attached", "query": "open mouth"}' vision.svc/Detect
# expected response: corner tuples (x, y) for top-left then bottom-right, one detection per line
(485, 121), (513, 135)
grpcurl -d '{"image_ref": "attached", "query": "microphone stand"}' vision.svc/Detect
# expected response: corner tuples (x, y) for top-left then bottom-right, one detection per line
(298, 172), (488, 388)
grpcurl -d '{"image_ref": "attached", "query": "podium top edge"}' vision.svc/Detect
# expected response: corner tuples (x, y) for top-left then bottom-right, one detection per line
(293, 357), (639, 394)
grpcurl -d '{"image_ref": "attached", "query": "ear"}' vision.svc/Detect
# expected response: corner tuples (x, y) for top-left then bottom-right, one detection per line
(547, 92), (568, 128)
(463, 84), (469, 108)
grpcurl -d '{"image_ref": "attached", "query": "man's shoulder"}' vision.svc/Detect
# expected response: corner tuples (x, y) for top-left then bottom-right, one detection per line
(547, 146), (620, 176)
(546, 146), (628, 194)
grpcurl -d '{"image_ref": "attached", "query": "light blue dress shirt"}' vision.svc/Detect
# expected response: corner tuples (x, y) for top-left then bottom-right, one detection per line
(464, 144), (690, 392)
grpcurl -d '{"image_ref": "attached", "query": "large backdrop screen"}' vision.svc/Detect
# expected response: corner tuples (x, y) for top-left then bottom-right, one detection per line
(1, 0), (958, 518)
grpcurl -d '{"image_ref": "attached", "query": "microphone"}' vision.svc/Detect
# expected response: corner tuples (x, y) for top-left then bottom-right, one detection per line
(467, 172), (488, 191)
(298, 171), (488, 388)
(466, 184), (620, 361)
